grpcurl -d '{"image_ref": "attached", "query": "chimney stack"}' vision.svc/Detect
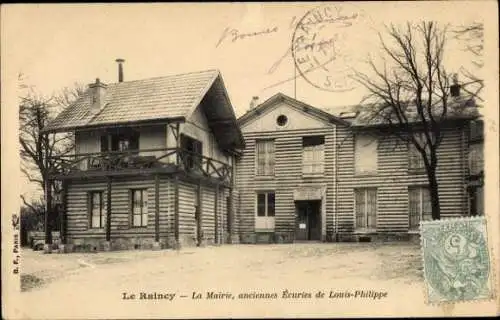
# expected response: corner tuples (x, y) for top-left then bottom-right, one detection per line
(249, 96), (260, 110)
(450, 73), (460, 97)
(115, 58), (125, 82)
(88, 78), (107, 112)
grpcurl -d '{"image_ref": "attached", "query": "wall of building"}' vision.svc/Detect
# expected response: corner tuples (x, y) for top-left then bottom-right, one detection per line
(181, 104), (229, 163)
(65, 176), (173, 250)
(236, 100), (470, 242)
(237, 101), (338, 243)
(335, 125), (468, 235)
(64, 175), (230, 250)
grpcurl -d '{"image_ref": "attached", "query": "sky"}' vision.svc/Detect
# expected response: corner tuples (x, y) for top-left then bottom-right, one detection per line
(1, 2), (495, 204)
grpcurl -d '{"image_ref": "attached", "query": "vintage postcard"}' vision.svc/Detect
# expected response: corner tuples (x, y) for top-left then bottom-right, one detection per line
(1, 2), (499, 319)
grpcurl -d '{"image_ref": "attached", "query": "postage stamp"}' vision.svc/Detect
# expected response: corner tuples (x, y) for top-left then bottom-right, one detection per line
(420, 216), (494, 304)
(291, 3), (371, 92)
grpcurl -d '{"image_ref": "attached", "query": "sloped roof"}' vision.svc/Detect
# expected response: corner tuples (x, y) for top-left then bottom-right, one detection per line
(323, 96), (479, 127)
(237, 93), (350, 127)
(44, 69), (220, 132)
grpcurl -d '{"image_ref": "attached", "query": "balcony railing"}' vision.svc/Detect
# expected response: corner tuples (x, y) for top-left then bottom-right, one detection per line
(49, 147), (232, 184)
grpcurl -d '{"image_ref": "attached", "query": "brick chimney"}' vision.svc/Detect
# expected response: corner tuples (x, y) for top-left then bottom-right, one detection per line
(249, 96), (259, 110)
(115, 58), (125, 82)
(88, 78), (107, 112)
(450, 73), (460, 97)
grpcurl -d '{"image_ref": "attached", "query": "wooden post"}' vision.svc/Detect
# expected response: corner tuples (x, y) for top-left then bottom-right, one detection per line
(214, 184), (219, 245)
(61, 180), (68, 245)
(154, 174), (160, 243)
(174, 175), (180, 246)
(175, 122), (180, 166)
(44, 179), (53, 245)
(196, 183), (202, 246)
(106, 176), (112, 242)
(228, 186), (234, 243)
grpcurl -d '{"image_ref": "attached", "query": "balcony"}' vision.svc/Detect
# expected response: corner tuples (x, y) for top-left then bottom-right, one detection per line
(48, 147), (232, 185)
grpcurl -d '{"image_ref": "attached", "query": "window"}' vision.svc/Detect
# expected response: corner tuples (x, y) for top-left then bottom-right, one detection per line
(354, 188), (377, 231)
(131, 189), (148, 227)
(302, 136), (325, 175)
(468, 186), (484, 216)
(180, 134), (203, 171)
(101, 132), (139, 152)
(354, 134), (378, 174)
(257, 192), (275, 217)
(276, 115), (288, 127)
(469, 120), (484, 143)
(408, 187), (432, 230)
(256, 139), (275, 176)
(469, 143), (484, 176)
(408, 143), (425, 171)
(255, 191), (275, 230)
(89, 191), (104, 229)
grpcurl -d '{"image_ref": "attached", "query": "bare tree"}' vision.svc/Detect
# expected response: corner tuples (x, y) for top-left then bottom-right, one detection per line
(19, 74), (85, 217)
(352, 22), (480, 220)
(452, 22), (484, 100)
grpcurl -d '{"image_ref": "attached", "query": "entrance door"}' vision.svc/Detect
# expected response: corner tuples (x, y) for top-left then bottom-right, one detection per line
(295, 200), (321, 241)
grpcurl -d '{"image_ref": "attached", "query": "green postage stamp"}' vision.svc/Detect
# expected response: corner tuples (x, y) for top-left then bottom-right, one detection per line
(420, 216), (494, 304)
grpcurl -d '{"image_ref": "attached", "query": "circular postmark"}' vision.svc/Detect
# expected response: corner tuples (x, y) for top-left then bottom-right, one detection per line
(291, 4), (371, 92)
(423, 221), (490, 302)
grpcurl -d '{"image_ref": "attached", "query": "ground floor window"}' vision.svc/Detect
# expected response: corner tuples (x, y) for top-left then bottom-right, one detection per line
(408, 186), (432, 230)
(354, 188), (377, 231)
(255, 191), (275, 230)
(131, 189), (148, 227)
(89, 191), (104, 229)
(468, 186), (484, 216)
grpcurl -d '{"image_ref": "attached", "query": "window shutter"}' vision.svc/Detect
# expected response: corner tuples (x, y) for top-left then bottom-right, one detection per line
(266, 141), (275, 175)
(355, 189), (365, 229)
(302, 147), (313, 174)
(128, 189), (133, 228)
(366, 189), (377, 229)
(408, 188), (420, 229)
(142, 190), (149, 226)
(99, 192), (105, 228)
(267, 193), (275, 217)
(422, 188), (432, 221)
(87, 192), (91, 230)
(256, 141), (265, 175)
(257, 193), (266, 217)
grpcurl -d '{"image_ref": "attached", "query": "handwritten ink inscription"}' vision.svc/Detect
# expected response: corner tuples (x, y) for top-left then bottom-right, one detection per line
(215, 26), (279, 48)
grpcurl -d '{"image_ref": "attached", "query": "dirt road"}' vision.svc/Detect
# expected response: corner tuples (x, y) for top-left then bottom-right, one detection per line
(13, 243), (483, 318)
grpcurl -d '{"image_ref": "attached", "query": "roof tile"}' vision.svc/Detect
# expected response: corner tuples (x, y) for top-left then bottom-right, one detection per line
(45, 69), (219, 132)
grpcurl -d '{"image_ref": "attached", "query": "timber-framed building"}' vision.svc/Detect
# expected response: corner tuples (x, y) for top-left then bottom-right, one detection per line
(43, 68), (244, 252)
(42, 65), (482, 251)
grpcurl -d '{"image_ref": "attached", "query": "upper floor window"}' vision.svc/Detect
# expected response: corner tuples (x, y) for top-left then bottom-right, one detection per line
(408, 186), (432, 231)
(302, 136), (325, 175)
(180, 134), (203, 171)
(256, 139), (275, 176)
(354, 134), (378, 175)
(101, 132), (139, 152)
(131, 189), (148, 227)
(408, 143), (425, 171)
(88, 191), (105, 229)
(469, 120), (484, 143)
(469, 143), (484, 175)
